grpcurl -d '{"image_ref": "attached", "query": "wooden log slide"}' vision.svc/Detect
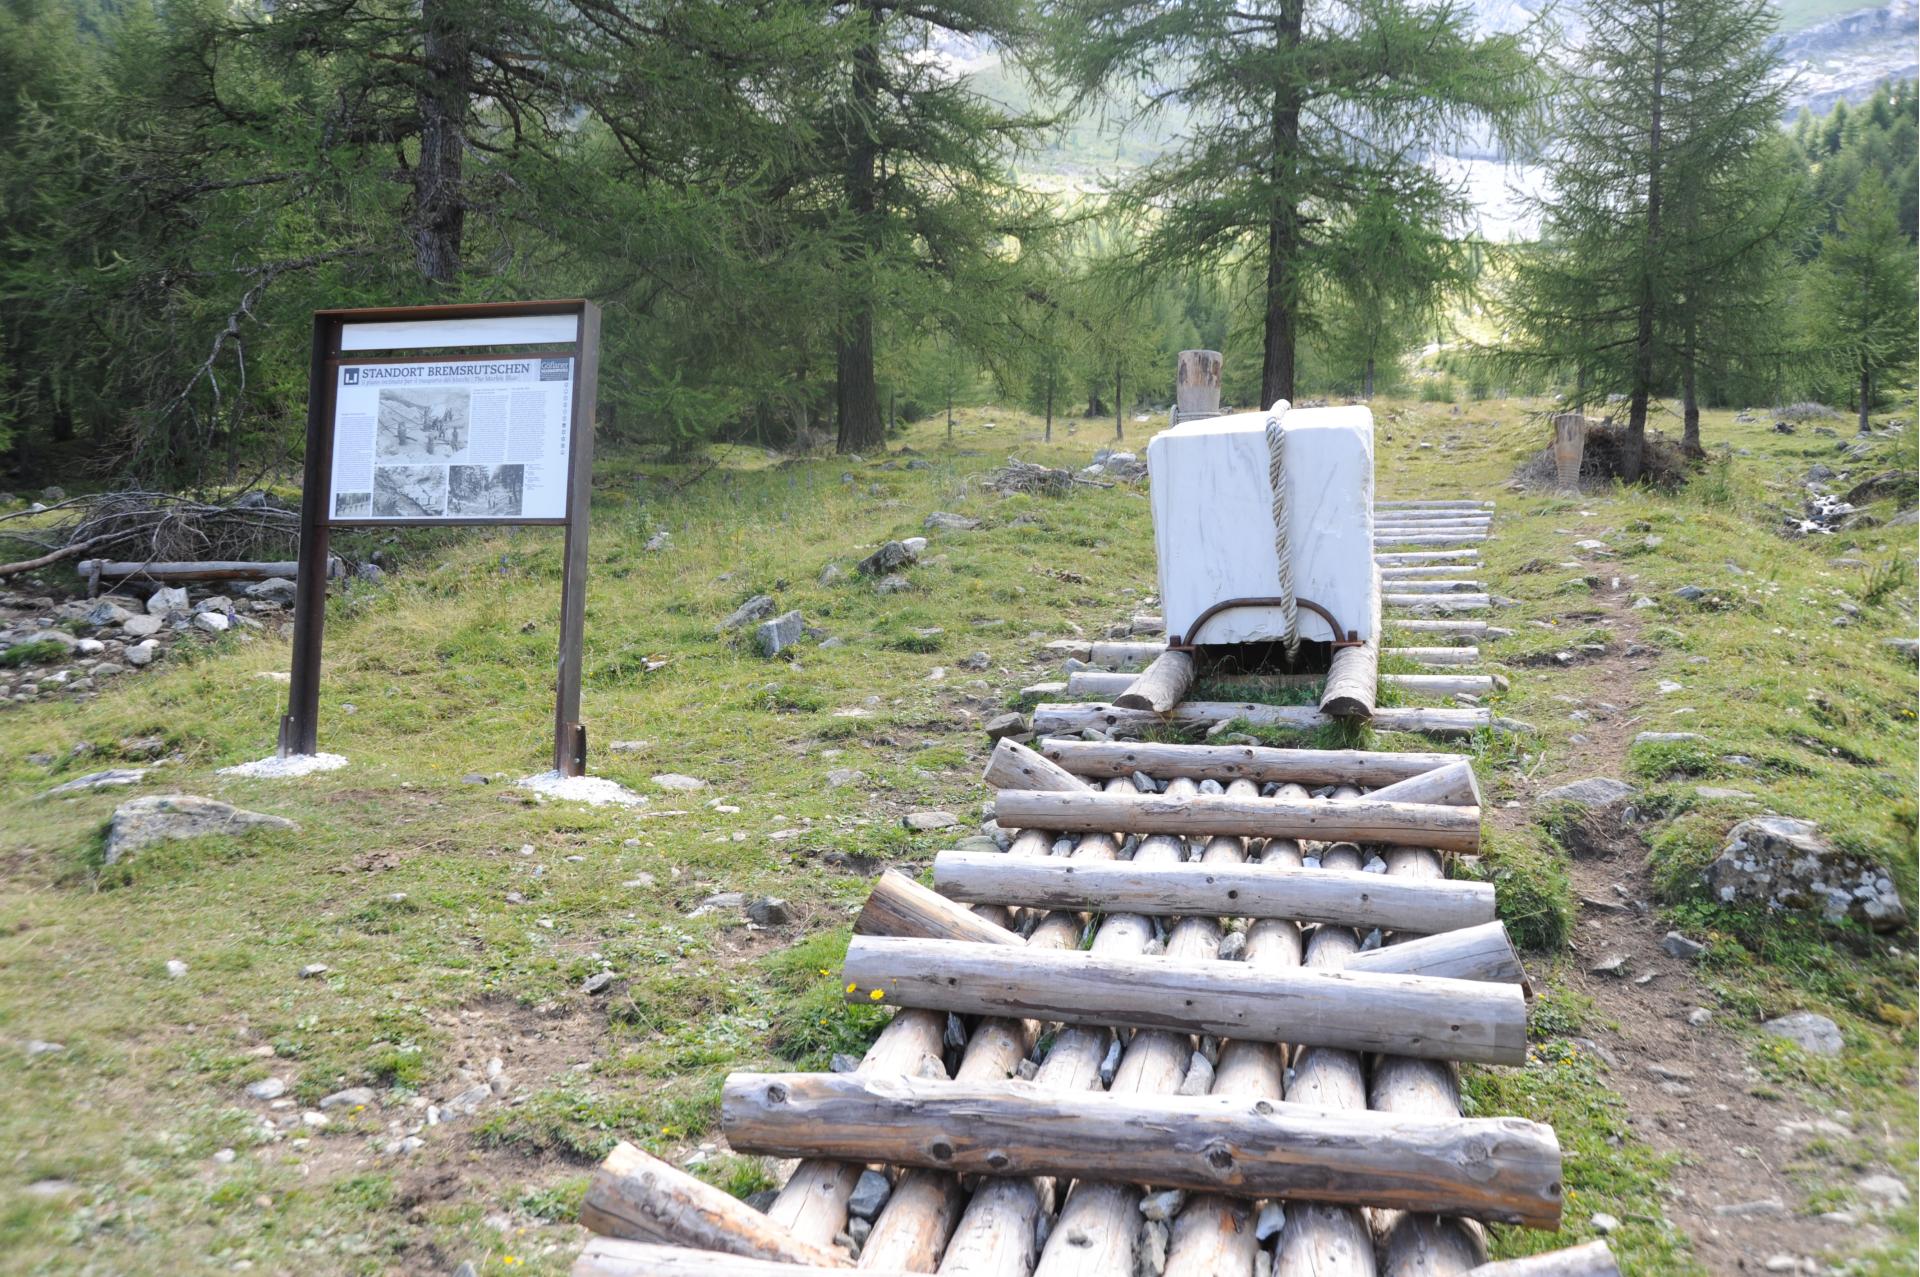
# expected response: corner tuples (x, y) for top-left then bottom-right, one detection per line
(1394, 644), (1482, 665)
(930, 851), (1495, 934)
(842, 936), (1528, 1065)
(979, 737), (1089, 793)
(720, 1073), (1563, 1228)
(992, 787), (1482, 852)
(1034, 738), (1462, 788)
(1031, 700), (1493, 738)
(1066, 668), (1497, 700)
(579, 1143), (849, 1266)
(1113, 648), (1196, 712)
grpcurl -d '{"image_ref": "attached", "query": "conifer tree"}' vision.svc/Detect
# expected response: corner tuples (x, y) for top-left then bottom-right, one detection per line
(1812, 174), (1917, 435)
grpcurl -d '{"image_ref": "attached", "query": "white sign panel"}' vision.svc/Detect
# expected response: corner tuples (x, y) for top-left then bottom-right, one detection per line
(328, 356), (575, 522)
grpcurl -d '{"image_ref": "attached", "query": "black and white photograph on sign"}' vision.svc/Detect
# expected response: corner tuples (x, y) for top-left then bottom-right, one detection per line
(447, 464), (525, 517)
(334, 491), (372, 518)
(372, 465), (448, 517)
(376, 389), (469, 461)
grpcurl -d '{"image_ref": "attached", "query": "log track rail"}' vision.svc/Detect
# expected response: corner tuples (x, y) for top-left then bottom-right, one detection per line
(572, 500), (1618, 1277)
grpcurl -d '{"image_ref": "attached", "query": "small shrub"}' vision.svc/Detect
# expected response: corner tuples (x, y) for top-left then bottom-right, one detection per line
(1628, 739), (1716, 781)
(0, 639), (68, 668)
(1861, 556), (1913, 606)
(1458, 826), (1573, 952)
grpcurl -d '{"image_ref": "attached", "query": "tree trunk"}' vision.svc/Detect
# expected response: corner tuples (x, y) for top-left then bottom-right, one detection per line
(1624, 6), (1667, 484)
(1681, 317), (1701, 457)
(1260, 2), (1303, 407)
(412, 0), (468, 286)
(1574, 362), (1588, 414)
(1115, 364), (1124, 439)
(1364, 355), (1376, 400)
(1858, 360), (1871, 434)
(945, 384), (953, 441)
(835, 8), (885, 455)
(1044, 371), (1054, 442)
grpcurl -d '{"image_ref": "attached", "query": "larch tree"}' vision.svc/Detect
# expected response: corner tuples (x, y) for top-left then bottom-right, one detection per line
(1812, 173), (1917, 435)
(1045, 0), (1539, 407)
(1498, 0), (1795, 476)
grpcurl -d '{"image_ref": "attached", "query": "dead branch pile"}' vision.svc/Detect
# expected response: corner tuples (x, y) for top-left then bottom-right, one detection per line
(0, 490), (299, 581)
(980, 457), (1094, 497)
(1510, 423), (1690, 491)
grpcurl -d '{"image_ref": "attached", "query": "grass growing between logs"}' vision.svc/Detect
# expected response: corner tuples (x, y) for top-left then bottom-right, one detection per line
(0, 396), (1911, 1273)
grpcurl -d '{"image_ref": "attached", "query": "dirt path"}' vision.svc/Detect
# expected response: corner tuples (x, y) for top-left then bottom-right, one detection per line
(1498, 559), (1885, 1274)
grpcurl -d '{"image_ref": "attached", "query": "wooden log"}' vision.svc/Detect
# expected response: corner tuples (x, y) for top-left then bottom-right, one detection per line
(1375, 550), (1481, 564)
(841, 937), (1527, 1065)
(580, 1143), (850, 1265)
(1340, 920), (1527, 987)
(931, 852), (1494, 934)
(1374, 533), (1488, 546)
(854, 871), (1027, 947)
(1375, 522), (1490, 533)
(1389, 619), (1489, 638)
(1386, 593), (1489, 611)
(1087, 639), (1163, 670)
(992, 788), (1482, 853)
(979, 737), (1089, 793)
(573, 1238), (884, 1276)
(1032, 701), (1492, 739)
(1365, 759), (1482, 807)
(75, 558), (333, 584)
(1037, 739), (1460, 786)
(1469, 1242), (1619, 1276)
(1377, 500), (1492, 509)
(1114, 649), (1196, 713)
(1130, 613), (1166, 635)
(1384, 580), (1485, 594)
(1320, 563), (1382, 720)
(1388, 673), (1500, 698)
(721, 1073), (1563, 1227)
(1389, 645), (1481, 666)
(1382, 565), (1481, 579)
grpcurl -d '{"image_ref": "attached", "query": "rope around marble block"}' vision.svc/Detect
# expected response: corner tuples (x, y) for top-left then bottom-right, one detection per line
(1263, 400), (1299, 656)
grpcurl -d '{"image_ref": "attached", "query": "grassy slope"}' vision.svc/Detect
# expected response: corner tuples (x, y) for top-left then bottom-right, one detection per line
(0, 399), (1913, 1274)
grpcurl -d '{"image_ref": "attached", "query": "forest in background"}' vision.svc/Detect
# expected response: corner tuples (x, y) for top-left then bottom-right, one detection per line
(0, 0), (1914, 487)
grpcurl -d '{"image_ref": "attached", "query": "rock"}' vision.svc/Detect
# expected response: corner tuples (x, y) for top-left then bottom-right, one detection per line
(124, 640), (159, 667)
(1590, 1211), (1619, 1235)
(651, 773), (708, 791)
(1254, 1202), (1286, 1242)
(643, 530), (672, 552)
(86, 601), (134, 628)
(1885, 638), (1919, 662)
(874, 574), (911, 595)
(829, 1053), (860, 1074)
(193, 611), (231, 634)
(212, 1148), (237, 1164)
(1177, 1052), (1214, 1096)
(1661, 931), (1706, 960)
(147, 586), (189, 616)
(958, 651), (991, 671)
(1216, 931), (1247, 962)
(925, 512), (980, 531)
(826, 768), (866, 788)
(754, 610), (805, 657)
(1589, 953), (1629, 976)
(1540, 777), (1635, 808)
(1856, 1173), (1910, 1207)
(121, 614), (164, 639)
(848, 1169), (891, 1221)
(818, 562), (844, 586)
(722, 594), (777, 630)
(104, 794), (298, 865)
(192, 595), (233, 616)
(299, 963), (329, 978)
(165, 958), (188, 978)
(903, 811), (958, 832)
(1139, 1189), (1186, 1223)
(857, 541), (917, 576)
(1672, 585), (1707, 601)
(44, 768), (147, 796)
(245, 1077), (287, 1100)
(40, 485), (65, 501)
(1686, 1007), (1713, 1026)
(582, 971), (615, 995)
(320, 1086), (376, 1110)
(442, 1084), (491, 1118)
(1843, 470), (1916, 506)
(1656, 679), (1683, 694)
(1694, 786), (1755, 801)
(746, 896), (793, 926)
(1706, 816), (1906, 931)
(1139, 1219), (1169, 1275)
(1762, 1011), (1843, 1056)
(984, 711), (1029, 740)
(1635, 731), (1703, 745)
(1714, 1198), (1786, 1218)
(244, 577), (297, 604)
(1646, 1060), (1695, 1082)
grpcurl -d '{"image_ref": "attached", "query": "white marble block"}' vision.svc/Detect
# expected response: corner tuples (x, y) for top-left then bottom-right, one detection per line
(1148, 404), (1375, 645)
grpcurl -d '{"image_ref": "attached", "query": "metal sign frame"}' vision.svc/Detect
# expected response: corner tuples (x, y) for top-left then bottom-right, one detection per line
(279, 299), (602, 776)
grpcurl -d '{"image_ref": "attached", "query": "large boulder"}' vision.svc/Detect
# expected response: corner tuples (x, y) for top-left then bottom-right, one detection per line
(1705, 816), (1906, 931)
(721, 594), (776, 631)
(857, 540), (918, 576)
(754, 610), (805, 658)
(106, 794), (298, 865)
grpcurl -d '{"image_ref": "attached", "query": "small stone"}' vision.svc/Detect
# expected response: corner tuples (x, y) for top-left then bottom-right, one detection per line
(746, 896), (793, 926)
(1673, 585), (1707, 601)
(124, 640), (159, 666)
(857, 541), (918, 576)
(45, 768), (147, 796)
(1661, 931), (1706, 960)
(1216, 931), (1247, 962)
(1589, 954), (1629, 976)
(1763, 1011), (1843, 1056)
(147, 586), (189, 616)
(1590, 1211), (1619, 1235)
(827, 768), (866, 788)
(1177, 1052), (1214, 1096)
(1646, 1061), (1695, 1082)
(1714, 1198), (1786, 1218)
(848, 1169), (892, 1221)
(903, 810), (958, 832)
(830, 1053), (860, 1074)
(1139, 1219), (1169, 1275)
(958, 650), (991, 671)
(1254, 1202), (1286, 1242)
(652, 773), (708, 791)
(721, 594), (777, 630)
(984, 712), (1029, 740)
(1542, 777), (1635, 808)
(874, 573), (911, 595)
(165, 959), (188, 979)
(644, 530), (672, 552)
(320, 1086), (375, 1110)
(1139, 1189), (1186, 1223)
(944, 1012), (968, 1050)
(212, 1148), (237, 1164)
(755, 610), (805, 657)
(582, 971), (615, 995)
(1635, 731), (1703, 744)
(299, 963), (329, 979)
(1856, 1173), (1910, 1206)
(925, 512), (980, 531)
(245, 1078), (287, 1100)
(1686, 1007), (1713, 1026)
(1098, 1037), (1122, 1088)
(1015, 1059), (1039, 1080)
